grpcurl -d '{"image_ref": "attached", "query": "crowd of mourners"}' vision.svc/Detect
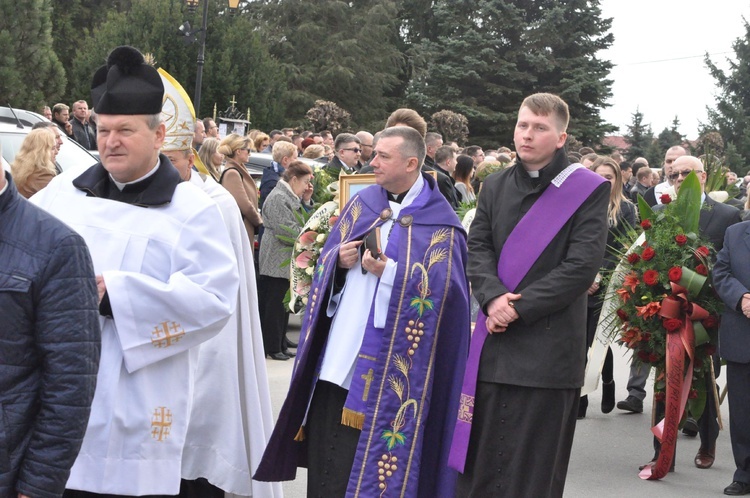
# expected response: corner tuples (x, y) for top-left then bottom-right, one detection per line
(5, 44), (750, 498)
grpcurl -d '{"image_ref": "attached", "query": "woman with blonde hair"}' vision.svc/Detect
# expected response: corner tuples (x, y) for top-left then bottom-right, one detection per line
(11, 128), (57, 198)
(301, 144), (325, 160)
(218, 134), (263, 244)
(254, 132), (270, 153)
(579, 155), (636, 418)
(197, 137), (223, 181)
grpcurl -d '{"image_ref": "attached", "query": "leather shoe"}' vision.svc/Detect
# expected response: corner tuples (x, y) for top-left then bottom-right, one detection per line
(724, 481), (750, 495)
(695, 447), (715, 469)
(601, 379), (615, 414)
(283, 349), (296, 358)
(616, 395), (643, 413)
(268, 352), (290, 361)
(285, 336), (298, 348)
(682, 417), (699, 437)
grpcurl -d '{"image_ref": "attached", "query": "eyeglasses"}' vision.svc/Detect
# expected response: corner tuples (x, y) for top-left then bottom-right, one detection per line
(668, 169), (703, 180)
(240, 147), (251, 152)
(341, 148), (362, 154)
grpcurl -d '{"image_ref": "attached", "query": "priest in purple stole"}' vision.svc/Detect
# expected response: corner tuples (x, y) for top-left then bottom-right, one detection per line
(254, 126), (471, 497)
(450, 93), (610, 497)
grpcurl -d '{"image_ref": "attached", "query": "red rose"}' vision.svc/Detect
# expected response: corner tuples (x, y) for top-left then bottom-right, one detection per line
(616, 308), (628, 322)
(696, 264), (708, 276)
(654, 392), (666, 402)
(627, 253), (641, 264)
(648, 352), (660, 362)
(642, 247), (656, 261)
(695, 246), (710, 259)
(660, 193), (672, 204)
(640, 219), (652, 230)
(663, 318), (683, 332)
(704, 344), (717, 356)
(674, 234), (688, 246)
(643, 269), (659, 285)
(637, 350), (650, 362)
(668, 266), (683, 282)
(702, 315), (719, 329)
(688, 389), (698, 399)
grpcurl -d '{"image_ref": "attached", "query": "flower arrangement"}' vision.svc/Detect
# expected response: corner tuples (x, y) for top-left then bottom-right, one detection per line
(606, 172), (723, 418)
(286, 200), (339, 314)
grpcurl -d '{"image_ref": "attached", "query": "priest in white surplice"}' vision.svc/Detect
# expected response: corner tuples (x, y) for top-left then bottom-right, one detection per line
(30, 46), (239, 498)
(157, 68), (282, 498)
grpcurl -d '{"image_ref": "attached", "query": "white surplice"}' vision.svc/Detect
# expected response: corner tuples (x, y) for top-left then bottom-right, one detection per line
(30, 166), (239, 496)
(181, 174), (282, 498)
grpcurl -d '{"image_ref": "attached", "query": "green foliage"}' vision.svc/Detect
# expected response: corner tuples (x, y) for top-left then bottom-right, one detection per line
(406, 0), (615, 147)
(706, 19), (750, 176)
(306, 100), (352, 135)
(429, 110), (469, 144)
(623, 108), (655, 162)
(0, 0), (66, 109)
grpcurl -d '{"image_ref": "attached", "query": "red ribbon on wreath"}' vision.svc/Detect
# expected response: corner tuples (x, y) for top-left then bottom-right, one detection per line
(639, 282), (708, 480)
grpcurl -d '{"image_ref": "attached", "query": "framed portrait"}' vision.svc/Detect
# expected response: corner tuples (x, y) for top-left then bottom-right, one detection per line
(339, 174), (377, 211)
(338, 171), (440, 211)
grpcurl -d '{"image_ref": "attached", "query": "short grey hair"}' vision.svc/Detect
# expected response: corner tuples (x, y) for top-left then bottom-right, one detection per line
(334, 132), (360, 151)
(379, 126), (426, 166)
(146, 113), (162, 130)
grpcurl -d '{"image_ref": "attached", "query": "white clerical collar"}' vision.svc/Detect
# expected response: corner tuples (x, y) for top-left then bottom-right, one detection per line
(391, 174), (424, 210)
(527, 170), (540, 178)
(110, 158), (161, 191)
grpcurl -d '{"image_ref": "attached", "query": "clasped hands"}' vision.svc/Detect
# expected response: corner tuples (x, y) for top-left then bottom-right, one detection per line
(337, 240), (387, 278)
(742, 294), (750, 318)
(485, 292), (522, 333)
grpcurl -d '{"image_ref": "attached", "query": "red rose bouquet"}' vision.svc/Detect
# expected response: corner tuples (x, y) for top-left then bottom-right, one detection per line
(602, 172), (724, 479)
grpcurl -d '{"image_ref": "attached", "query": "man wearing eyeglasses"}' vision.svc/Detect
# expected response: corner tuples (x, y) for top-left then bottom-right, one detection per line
(324, 132), (362, 176)
(642, 145), (686, 206)
(355, 130), (374, 165)
(203, 117), (219, 139)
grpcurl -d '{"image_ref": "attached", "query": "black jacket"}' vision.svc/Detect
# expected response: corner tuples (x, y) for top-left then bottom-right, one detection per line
(468, 149), (610, 389)
(70, 117), (97, 151)
(0, 172), (100, 498)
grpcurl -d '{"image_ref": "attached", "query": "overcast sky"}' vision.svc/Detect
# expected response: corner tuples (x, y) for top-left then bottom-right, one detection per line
(599, 0), (750, 139)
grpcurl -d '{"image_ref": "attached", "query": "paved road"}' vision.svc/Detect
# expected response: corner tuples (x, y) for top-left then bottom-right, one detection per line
(264, 317), (735, 497)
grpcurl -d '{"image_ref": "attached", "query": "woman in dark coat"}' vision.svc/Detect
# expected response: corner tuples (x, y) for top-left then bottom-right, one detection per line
(579, 156), (636, 418)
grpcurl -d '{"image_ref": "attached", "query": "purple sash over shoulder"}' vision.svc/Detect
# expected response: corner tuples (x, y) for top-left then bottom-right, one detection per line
(448, 164), (606, 472)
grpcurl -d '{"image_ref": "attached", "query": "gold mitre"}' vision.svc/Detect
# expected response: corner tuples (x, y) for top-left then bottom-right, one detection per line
(157, 67), (209, 175)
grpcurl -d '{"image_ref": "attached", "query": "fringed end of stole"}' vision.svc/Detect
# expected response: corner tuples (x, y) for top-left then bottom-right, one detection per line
(294, 426), (306, 442)
(341, 408), (365, 430)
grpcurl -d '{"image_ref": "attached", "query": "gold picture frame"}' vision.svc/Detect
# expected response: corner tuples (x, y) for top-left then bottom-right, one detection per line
(338, 171), (438, 211)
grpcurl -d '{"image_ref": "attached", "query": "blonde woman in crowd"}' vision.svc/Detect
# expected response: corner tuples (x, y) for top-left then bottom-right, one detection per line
(254, 132), (270, 153)
(11, 128), (57, 198)
(218, 134), (263, 244)
(197, 137), (223, 181)
(302, 144), (325, 160)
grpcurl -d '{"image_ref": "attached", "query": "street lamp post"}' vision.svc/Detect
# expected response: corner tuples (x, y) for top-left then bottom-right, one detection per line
(183, 0), (241, 116)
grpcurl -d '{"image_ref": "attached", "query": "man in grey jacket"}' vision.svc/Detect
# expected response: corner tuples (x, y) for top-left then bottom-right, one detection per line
(0, 168), (101, 498)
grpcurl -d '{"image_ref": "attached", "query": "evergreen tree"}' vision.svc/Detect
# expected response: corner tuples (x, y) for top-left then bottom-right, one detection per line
(259, 0), (405, 130)
(66, 0), (285, 129)
(706, 19), (750, 175)
(405, 0), (615, 147)
(0, 0), (66, 110)
(623, 108), (655, 162)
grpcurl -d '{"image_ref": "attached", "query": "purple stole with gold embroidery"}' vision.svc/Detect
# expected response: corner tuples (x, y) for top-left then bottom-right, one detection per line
(448, 164), (606, 472)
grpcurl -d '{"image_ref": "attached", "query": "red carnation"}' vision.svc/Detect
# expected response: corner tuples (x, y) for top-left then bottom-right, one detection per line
(663, 318), (683, 332)
(642, 247), (656, 261)
(696, 246), (710, 259)
(641, 219), (652, 230)
(703, 315), (719, 329)
(655, 392), (666, 402)
(668, 266), (683, 282)
(643, 269), (659, 286)
(616, 308), (629, 322)
(696, 264), (708, 276)
(660, 193), (672, 204)
(627, 253), (641, 264)
(675, 234), (688, 246)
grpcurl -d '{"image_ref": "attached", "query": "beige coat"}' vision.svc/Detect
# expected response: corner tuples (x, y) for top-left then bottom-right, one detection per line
(220, 164), (263, 243)
(16, 168), (55, 199)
